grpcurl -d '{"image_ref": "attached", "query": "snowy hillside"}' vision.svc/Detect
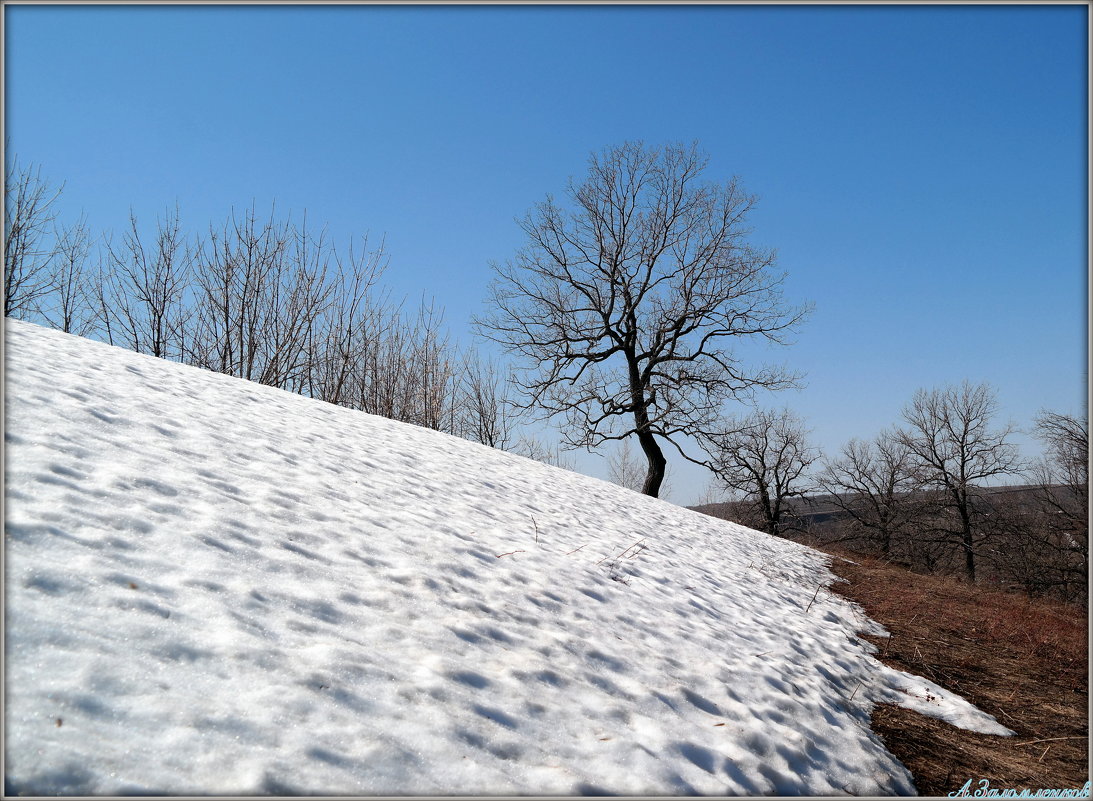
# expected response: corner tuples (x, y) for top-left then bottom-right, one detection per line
(4, 318), (1012, 796)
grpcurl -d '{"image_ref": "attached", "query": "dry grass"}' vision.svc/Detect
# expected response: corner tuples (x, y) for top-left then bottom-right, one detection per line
(818, 545), (1089, 797)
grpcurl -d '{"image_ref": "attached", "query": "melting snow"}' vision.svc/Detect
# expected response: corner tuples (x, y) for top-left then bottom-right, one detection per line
(3, 319), (1012, 795)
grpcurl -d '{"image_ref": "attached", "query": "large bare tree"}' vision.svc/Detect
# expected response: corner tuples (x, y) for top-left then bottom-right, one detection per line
(898, 381), (1023, 583)
(477, 141), (808, 496)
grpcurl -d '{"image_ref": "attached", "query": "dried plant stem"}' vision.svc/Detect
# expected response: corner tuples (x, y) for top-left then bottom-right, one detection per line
(1013, 736), (1086, 746)
(804, 585), (822, 613)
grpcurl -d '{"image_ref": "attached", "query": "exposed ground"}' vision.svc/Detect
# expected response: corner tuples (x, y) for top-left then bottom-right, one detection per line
(820, 547), (1089, 797)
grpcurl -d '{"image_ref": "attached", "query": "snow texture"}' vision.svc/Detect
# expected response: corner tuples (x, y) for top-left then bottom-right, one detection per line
(4, 319), (1013, 795)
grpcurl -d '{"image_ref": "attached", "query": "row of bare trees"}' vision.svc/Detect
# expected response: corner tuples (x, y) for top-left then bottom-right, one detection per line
(704, 382), (1087, 603)
(4, 158), (556, 456)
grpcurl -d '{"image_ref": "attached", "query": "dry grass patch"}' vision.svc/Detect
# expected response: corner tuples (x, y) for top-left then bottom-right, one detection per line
(819, 547), (1088, 797)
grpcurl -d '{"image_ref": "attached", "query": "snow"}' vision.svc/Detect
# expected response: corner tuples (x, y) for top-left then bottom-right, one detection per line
(3, 318), (1013, 796)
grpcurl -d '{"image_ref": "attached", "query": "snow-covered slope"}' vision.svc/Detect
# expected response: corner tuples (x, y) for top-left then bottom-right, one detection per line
(4, 319), (1011, 796)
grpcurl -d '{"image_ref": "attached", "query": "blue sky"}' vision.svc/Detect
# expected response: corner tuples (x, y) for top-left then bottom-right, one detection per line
(6, 4), (1087, 503)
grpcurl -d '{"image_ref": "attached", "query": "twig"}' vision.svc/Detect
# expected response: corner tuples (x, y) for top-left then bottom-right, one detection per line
(495, 550), (525, 558)
(804, 585), (822, 614)
(565, 543), (587, 556)
(594, 539), (642, 563)
(848, 680), (864, 702)
(531, 515), (539, 545)
(1038, 745), (1050, 762)
(597, 538), (648, 566)
(1013, 736), (1086, 746)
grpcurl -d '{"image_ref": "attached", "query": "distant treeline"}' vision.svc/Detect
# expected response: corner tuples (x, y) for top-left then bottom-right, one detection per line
(694, 395), (1088, 606)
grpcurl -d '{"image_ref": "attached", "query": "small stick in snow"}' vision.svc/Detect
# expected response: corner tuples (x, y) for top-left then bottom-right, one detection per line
(848, 679), (864, 702)
(804, 585), (822, 613)
(495, 550), (525, 558)
(531, 515), (539, 545)
(565, 543), (588, 556)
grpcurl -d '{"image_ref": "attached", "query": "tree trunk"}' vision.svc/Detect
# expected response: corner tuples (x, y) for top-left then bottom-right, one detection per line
(626, 356), (666, 497)
(637, 429), (667, 497)
(957, 498), (976, 583)
(962, 522), (976, 583)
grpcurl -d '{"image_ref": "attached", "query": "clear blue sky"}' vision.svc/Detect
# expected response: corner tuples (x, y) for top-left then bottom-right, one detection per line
(6, 4), (1087, 504)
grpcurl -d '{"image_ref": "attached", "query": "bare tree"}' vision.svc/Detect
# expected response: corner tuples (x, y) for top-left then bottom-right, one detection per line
(42, 214), (97, 336)
(304, 235), (389, 406)
(457, 349), (516, 449)
(263, 217), (337, 392)
(410, 300), (457, 432)
(477, 141), (809, 497)
(188, 205), (327, 386)
(816, 429), (924, 557)
(897, 381), (1023, 583)
(707, 408), (818, 537)
(100, 208), (192, 359)
(1023, 410), (1088, 600)
(607, 437), (647, 493)
(5, 159), (63, 318)
(1033, 409), (1088, 522)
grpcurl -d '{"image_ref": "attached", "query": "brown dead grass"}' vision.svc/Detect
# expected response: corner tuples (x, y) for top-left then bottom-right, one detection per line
(819, 546), (1089, 797)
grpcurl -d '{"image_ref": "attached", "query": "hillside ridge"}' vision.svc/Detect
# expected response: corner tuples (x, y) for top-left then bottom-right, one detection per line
(5, 319), (1012, 795)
